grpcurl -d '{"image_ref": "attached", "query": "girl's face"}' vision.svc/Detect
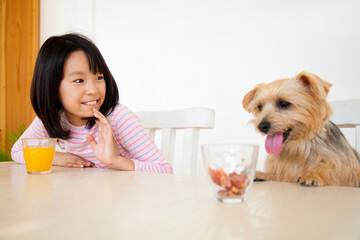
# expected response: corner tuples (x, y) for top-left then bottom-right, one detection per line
(59, 50), (106, 126)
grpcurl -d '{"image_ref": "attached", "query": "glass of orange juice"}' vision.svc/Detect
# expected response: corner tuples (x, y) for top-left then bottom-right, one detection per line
(21, 138), (57, 174)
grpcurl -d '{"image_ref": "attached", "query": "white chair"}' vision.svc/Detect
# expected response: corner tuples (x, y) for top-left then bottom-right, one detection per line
(329, 99), (360, 152)
(137, 108), (215, 175)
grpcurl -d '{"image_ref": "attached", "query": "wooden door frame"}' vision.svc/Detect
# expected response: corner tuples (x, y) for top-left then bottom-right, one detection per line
(0, 0), (39, 149)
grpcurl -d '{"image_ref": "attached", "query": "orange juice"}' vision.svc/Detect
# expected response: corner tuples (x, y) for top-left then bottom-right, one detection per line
(24, 147), (55, 173)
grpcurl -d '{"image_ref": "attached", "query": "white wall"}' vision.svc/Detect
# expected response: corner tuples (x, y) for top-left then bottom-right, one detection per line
(41, 0), (360, 174)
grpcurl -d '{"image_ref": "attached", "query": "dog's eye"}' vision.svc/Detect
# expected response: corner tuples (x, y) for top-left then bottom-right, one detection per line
(278, 101), (291, 109)
(257, 104), (263, 111)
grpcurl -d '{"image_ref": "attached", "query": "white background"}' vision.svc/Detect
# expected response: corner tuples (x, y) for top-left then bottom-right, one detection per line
(40, 0), (360, 174)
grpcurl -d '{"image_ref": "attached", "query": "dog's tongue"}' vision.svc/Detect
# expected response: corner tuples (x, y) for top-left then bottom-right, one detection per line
(265, 133), (283, 155)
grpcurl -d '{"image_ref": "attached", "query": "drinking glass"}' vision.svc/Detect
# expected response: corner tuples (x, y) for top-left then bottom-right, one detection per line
(202, 144), (259, 203)
(21, 138), (57, 174)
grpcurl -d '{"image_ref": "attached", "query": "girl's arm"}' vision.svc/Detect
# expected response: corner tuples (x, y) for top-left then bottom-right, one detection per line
(11, 117), (94, 168)
(87, 107), (173, 173)
(53, 152), (94, 168)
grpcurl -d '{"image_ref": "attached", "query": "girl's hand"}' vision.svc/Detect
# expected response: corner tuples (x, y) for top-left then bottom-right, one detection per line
(53, 152), (95, 168)
(86, 108), (134, 170)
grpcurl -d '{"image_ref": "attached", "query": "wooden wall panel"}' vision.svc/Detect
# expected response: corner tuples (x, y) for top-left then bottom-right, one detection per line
(0, 0), (38, 148)
(1, 0), (5, 145)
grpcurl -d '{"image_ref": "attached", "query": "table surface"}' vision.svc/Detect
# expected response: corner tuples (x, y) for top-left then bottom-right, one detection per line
(1, 162), (360, 240)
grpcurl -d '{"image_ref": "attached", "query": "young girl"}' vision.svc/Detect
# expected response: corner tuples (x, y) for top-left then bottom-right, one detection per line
(11, 33), (173, 174)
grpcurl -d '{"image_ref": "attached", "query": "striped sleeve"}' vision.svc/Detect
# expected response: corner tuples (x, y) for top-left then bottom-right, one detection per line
(11, 117), (49, 164)
(111, 105), (173, 174)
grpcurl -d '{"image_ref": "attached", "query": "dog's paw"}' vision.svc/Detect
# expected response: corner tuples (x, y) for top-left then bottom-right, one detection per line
(297, 173), (324, 187)
(254, 171), (267, 182)
(254, 178), (265, 182)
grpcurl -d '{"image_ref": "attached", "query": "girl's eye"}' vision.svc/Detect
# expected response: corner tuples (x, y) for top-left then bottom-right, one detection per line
(96, 75), (104, 80)
(74, 79), (84, 83)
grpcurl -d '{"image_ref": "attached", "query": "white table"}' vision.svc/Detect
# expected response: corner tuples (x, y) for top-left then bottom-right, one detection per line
(0, 162), (360, 240)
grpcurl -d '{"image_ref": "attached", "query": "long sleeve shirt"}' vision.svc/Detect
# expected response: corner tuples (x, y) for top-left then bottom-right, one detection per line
(11, 104), (173, 174)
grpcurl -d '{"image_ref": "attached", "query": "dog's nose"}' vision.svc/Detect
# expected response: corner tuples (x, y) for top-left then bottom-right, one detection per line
(258, 121), (271, 133)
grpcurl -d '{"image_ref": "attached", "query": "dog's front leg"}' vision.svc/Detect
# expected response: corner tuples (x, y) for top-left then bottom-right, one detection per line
(298, 159), (339, 187)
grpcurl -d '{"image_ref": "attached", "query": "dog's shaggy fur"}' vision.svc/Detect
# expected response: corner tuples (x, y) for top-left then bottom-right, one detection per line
(243, 72), (360, 187)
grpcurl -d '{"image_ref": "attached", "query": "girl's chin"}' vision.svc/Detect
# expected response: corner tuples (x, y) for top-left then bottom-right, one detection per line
(83, 112), (97, 118)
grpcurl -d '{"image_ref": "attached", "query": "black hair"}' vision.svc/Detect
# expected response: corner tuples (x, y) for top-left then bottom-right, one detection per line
(30, 33), (119, 139)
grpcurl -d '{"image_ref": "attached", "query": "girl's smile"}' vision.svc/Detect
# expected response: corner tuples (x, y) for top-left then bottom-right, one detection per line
(59, 50), (106, 126)
(82, 99), (100, 106)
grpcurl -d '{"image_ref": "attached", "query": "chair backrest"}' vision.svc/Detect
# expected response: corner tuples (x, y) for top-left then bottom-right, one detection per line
(329, 99), (360, 152)
(137, 108), (215, 175)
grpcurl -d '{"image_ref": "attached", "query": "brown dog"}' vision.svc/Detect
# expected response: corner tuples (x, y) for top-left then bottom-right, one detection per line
(243, 72), (360, 187)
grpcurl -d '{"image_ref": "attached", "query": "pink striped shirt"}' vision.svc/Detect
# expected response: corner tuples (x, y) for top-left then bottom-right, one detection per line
(11, 104), (173, 174)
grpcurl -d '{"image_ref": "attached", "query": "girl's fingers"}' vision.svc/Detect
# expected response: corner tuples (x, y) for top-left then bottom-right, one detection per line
(93, 108), (107, 123)
(65, 163), (81, 168)
(86, 134), (97, 149)
(67, 159), (94, 168)
(85, 161), (95, 167)
(94, 119), (106, 141)
(93, 109), (111, 132)
(66, 163), (92, 168)
(93, 109), (112, 140)
(76, 159), (94, 167)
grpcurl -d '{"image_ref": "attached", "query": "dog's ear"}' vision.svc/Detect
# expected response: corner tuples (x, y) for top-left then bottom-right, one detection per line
(296, 72), (333, 98)
(243, 87), (258, 112)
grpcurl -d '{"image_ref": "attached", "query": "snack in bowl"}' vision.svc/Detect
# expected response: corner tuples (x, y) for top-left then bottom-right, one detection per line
(209, 168), (249, 197)
(202, 144), (258, 203)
